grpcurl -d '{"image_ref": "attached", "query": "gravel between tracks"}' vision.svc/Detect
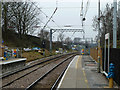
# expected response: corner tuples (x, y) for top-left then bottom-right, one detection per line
(3, 55), (73, 88)
(2, 54), (69, 87)
(33, 57), (74, 89)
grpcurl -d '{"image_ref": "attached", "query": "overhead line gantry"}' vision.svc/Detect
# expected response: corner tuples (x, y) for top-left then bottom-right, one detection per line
(49, 28), (84, 53)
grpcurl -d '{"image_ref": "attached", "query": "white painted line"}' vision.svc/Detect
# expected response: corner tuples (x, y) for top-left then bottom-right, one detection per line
(0, 58), (27, 65)
(57, 55), (78, 89)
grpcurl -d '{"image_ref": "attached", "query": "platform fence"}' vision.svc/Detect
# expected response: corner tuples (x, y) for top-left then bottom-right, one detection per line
(90, 48), (120, 86)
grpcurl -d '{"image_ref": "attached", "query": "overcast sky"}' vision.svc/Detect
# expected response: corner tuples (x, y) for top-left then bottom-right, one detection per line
(30, 0), (118, 41)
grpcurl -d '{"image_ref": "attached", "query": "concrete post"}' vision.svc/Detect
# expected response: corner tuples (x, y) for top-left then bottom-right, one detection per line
(113, 0), (117, 48)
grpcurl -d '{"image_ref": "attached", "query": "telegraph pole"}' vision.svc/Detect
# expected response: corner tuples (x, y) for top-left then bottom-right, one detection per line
(113, 0), (117, 48)
(98, 0), (101, 73)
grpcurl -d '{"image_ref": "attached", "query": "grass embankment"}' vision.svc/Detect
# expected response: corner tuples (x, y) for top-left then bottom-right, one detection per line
(22, 49), (74, 62)
(22, 50), (56, 62)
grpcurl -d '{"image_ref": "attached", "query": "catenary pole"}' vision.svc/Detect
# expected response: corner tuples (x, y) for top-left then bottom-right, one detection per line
(0, 0), (2, 57)
(118, 1), (120, 19)
(98, 0), (101, 73)
(50, 29), (52, 53)
(113, 0), (117, 48)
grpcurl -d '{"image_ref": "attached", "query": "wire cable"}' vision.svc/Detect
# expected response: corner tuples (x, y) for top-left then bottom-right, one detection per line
(41, 7), (57, 31)
(83, 0), (90, 18)
(32, 2), (62, 30)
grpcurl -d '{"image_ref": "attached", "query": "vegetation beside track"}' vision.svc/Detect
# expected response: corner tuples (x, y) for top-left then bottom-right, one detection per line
(22, 50), (56, 62)
(22, 49), (75, 62)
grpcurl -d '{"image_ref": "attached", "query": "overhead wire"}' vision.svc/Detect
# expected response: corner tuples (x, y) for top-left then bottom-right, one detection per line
(79, 0), (85, 38)
(80, 0), (83, 17)
(32, 1), (65, 40)
(71, 0), (84, 38)
(32, 2), (62, 30)
(12, 1), (52, 30)
(79, 0), (90, 39)
(83, 0), (90, 18)
(29, 2), (52, 29)
(41, 7), (57, 31)
(40, 6), (97, 9)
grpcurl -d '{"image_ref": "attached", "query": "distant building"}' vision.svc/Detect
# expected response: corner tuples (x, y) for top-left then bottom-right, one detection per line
(73, 38), (81, 44)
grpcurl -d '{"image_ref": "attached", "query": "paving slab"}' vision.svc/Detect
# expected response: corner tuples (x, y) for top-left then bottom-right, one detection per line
(58, 55), (89, 88)
(57, 55), (118, 89)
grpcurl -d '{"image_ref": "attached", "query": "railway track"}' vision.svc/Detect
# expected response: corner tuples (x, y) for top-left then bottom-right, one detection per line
(26, 55), (74, 90)
(2, 52), (77, 89)
(1, 53), (72, 79)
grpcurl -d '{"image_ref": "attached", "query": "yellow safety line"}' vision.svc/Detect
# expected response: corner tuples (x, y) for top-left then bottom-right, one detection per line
(76, 56), (81, 69)
(83, 67), (89, 88)
(76, 55), (89, 88)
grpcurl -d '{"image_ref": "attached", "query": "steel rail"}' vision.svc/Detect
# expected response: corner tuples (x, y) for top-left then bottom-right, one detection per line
(2, 53), (74, 88)
(25, 55), (75, 90)
(51, 60), (69, 90)
(1, 53), (73, 79)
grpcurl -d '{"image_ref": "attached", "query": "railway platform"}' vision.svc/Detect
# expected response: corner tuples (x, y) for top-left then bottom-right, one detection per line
(57, 55), (114, 89)
(0, 58), (26, 77)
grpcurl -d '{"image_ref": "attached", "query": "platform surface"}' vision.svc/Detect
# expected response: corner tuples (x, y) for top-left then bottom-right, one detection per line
(58, 55), (89, 88)
(57, 55), (110, 89)
(0, 58), (26, 65)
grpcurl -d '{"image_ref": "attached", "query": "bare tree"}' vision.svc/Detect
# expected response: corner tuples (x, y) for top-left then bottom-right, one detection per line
(57, 33), (65, 43)
(38, 30), (49, 40)
(57, 33), (65, 48)
(92, 4), (114, 47)
(64, 37), (72, 45)
(2, 2), (41, 38)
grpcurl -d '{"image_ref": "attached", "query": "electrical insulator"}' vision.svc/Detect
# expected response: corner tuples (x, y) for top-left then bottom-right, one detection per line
(82, 18), (86, 21)
(98, 18), (100, 20)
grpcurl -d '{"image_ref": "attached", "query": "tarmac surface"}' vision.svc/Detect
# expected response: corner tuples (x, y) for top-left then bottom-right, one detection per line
(57, 55), (111, 89)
